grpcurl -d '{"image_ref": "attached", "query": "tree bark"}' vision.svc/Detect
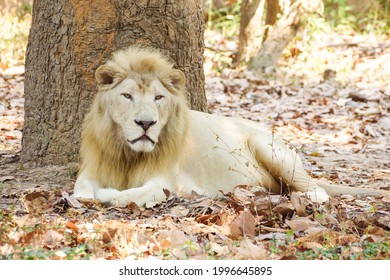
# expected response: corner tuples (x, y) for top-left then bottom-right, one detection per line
(22, 0), (206, 165)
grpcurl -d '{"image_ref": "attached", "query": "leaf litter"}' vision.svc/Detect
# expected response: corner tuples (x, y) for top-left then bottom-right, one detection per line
(1, 33), (390, 259)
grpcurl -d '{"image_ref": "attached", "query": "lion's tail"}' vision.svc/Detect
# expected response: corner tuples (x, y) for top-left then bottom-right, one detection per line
(316, 180), (390, 197)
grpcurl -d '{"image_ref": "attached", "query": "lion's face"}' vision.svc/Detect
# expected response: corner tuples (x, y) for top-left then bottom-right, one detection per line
(101, 76), (175, 153)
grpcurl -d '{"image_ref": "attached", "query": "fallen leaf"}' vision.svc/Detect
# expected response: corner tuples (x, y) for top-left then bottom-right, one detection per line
(102, 227), (119, 244)
(196, 212), (228, 226)
(290, 192), (308, 217)
(285, 217), (324, 233)
(22, 190), (50, 214)
(301, 241), (323, 252)
(229, 210), (256, 238)
(382, 196), (390, 203)
(44, 230), (65, 249)
(61, 191), (82, 208)
(158, 230), (187, 248)
(273, 202), (295, 216)
(233, 185), (255, 204)
(65, 221), (78, 231)
(210, 243), (230, 256)
(170, 206), (190, 217)
(375, 216), (390, 228)
(236, 238), (268, 260)
(157, 230), (194, 259)
(342, 246), (362, 259)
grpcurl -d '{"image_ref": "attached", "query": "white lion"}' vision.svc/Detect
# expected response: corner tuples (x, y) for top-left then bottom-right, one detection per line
(73, 46), (390, 207)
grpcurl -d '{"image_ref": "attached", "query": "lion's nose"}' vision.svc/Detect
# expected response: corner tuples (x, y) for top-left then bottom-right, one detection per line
(134, 120), (157, 131)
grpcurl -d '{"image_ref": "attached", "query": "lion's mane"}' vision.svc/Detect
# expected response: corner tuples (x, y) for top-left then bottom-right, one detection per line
(79, 46), (190, 191)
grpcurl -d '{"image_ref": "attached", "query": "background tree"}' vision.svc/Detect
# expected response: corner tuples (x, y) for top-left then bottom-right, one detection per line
(236, 0), (265, 63)
(249, 0), (322, 73)
(237, 0), (322, 72)
(22, 0), (206, 165)
(263, 0), (281, 40)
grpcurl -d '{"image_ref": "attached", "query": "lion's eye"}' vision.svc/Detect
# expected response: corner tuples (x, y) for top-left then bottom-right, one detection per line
(155, 95), (164, 101)
(121, 93), (133, 100)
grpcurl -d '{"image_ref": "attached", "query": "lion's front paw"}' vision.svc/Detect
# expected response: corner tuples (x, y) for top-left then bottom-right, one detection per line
(110, 188), (162, 208)
(95, 188), (121, 204)
(110, 195), (134, 207)
(304, 188), (329, 203)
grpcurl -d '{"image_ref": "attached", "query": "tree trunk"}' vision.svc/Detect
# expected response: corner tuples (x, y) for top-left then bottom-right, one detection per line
(237, 0), (266, 64)
(22, 0), (206, 165)
(249, 0), (321, 73)
(263, 0), (281, 41)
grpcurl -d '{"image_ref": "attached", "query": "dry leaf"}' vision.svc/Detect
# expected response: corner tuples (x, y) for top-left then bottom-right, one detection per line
(273, 202), (295, 216)
(374, 217), (390, 229)
(22, 190), (50, 214)
(210, 243), (230, 256)
(44, 230), (65, 249)
(61, 191), (82, 208)
(301, 241), (323, 252)
(170, 206), (190, 217)
(233, 186), (255, 204)
(229, 210), (256, 238)
(285, 217), (324, 233)
(196, 212), (227, 226)
(158, 230), (187, 248)
(236, 238), (268, 260)
(290, 192), (308, 217)
(65, 221), (79, 231)
(342, 246), (362, 259)
(382, 196), (390, 203)
(157, 229), (196, 259)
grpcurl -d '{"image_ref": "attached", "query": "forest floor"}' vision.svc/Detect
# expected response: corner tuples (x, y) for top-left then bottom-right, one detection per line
(1, 27), (390, 259)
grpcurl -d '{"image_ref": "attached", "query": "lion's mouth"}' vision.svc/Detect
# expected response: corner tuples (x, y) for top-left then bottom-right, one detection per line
(129, 135), (155, 145)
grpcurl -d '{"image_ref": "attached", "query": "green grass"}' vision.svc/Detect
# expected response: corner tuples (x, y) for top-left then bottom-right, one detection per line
(323, 0), (390, 35)
(206, 0), (242, 38)
(295, 241), (390, 260)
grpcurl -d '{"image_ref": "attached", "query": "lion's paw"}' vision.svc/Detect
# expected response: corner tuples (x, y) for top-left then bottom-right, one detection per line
(95, 188), (121, 204)
(304, 188), (329, 203)
(109, 189), (148, 207)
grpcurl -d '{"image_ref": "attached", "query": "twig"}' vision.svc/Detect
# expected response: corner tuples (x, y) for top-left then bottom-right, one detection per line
(261, 226), (288, 233)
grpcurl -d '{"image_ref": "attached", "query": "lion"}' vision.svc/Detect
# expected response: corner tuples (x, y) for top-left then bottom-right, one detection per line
(73, 46), (390, 207)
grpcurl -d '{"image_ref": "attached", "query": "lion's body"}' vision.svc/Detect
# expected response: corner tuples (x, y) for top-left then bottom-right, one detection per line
(183, 111), (285, 195)
(73, 46), (390, 207)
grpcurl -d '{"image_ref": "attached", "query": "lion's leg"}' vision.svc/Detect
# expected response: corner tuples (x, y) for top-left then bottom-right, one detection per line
(249, 134), (329, 202)
(73, 171), (101, 199)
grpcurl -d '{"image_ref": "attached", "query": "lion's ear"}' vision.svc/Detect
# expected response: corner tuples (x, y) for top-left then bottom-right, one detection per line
(95, 65), (118, 86)
(169, 69), (186, 91)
